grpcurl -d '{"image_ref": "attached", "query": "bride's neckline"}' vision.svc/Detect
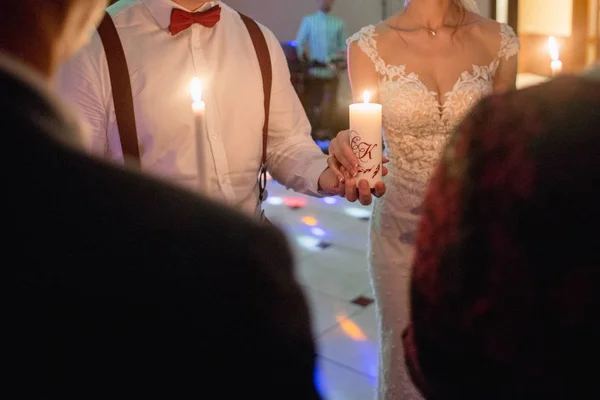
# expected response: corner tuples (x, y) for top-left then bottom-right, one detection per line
(384, 18), (468, 37)
(364, 24), (499, 106)
(384, 10), (480, 38)
(403, 60), (497, 107)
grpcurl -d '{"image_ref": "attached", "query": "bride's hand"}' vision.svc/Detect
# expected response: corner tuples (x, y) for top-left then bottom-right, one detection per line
(328, 130), (388, 205)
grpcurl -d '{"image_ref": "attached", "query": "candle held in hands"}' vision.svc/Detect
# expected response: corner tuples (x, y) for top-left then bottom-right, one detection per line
(349, 91), (383, 188)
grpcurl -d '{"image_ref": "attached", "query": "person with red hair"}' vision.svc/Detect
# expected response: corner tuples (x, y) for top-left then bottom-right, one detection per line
(405, 66), (600, 399)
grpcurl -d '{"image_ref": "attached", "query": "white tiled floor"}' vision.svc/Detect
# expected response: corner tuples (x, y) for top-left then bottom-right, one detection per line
(264, 179), (378, 400)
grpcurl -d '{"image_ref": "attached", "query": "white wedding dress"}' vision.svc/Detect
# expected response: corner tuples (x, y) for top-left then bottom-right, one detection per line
(347, 24), (520, 399)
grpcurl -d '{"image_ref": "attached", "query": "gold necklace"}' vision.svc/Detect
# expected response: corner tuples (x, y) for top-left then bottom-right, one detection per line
(403, 12), (445, 37)
(388, 11), (463, 39)
(389, 21), (438, 37)
(413, 19), (440, 37)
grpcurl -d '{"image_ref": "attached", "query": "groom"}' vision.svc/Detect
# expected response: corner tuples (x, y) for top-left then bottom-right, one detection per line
(58, 0), (385, 215)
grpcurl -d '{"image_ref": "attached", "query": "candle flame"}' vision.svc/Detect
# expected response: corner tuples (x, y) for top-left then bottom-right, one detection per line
(190, 77), (203, 103)
(363, 90), (371, 104)
(548, 36), (560, 62)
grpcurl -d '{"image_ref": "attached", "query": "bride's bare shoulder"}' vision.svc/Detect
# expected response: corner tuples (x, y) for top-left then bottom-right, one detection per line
(348, 22), (395, 41)
(364, 21), (406, 62)
(347, 22), (398, 55)
(465, 12), (511, 51)
(364, 17), (409, 50)
(467, 12), (505, 39)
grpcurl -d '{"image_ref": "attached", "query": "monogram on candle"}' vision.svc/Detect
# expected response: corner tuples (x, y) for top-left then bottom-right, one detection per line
(349, 91), (383, 188)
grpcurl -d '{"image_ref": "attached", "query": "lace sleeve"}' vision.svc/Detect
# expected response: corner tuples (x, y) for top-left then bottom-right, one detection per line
(347, 25), (388, 75)
(498, 23), (520, 61)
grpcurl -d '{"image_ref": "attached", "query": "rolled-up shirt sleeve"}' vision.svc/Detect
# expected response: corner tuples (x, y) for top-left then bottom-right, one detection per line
(263, 28), (328, 197)
(56, 35), (109, 157)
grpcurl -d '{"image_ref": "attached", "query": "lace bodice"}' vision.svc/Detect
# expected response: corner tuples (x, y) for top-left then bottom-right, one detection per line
(347, 23), (520, 185)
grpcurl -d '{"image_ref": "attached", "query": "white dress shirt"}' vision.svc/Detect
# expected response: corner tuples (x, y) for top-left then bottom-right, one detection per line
(57, 0), (328, 216)
(0, 53), (91, 150)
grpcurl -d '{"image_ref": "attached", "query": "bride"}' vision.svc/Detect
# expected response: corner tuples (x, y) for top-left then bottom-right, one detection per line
(327, 0), (520, 398)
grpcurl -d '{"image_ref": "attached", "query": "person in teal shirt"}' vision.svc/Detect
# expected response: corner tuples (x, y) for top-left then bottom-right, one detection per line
(296, 0), (346, 140)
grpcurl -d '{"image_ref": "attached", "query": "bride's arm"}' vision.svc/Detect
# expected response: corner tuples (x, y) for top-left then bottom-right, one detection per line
(493, 24), (520, 93)
(493, 52), (518, 93)
(347, 40), (380, 102)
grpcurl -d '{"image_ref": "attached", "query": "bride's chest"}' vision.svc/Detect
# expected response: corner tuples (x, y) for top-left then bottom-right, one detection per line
(379, 65), (495, 135)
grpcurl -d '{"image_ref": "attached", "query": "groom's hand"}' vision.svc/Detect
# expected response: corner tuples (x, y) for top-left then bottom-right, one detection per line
(318, 167), (375, 206)
(319, 157), (387, 206)
(339, 168), (386, 205)
(317, 167), (345, 197)
(317, 165), (386, 206)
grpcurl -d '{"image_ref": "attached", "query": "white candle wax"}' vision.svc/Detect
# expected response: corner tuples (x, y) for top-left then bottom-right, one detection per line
(191, 78), (207, 189)
(349, 91), (383, 188)
(551, 60), (563, 76)
(548, 36), (563, 76)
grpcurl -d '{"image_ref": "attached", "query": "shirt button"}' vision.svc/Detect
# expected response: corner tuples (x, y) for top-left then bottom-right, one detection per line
(211, 135), (217, 139)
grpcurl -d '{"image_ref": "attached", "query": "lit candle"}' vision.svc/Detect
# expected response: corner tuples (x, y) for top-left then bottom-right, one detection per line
(190, 77), (206, 187)
(349, 91), (383, 188)
(548, 36), (563, 76)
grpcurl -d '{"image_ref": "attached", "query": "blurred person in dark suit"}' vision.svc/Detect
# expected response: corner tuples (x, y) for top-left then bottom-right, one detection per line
(0, 1), (320, 398)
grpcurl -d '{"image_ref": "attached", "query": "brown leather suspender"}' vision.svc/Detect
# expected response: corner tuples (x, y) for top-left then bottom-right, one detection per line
(238, 13), (272, 202)
(97, 12), (140, 165)
(96, 11), (272, 201)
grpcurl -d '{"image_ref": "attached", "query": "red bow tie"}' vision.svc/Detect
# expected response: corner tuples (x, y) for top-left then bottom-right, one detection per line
(169, 5), (221, 36)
